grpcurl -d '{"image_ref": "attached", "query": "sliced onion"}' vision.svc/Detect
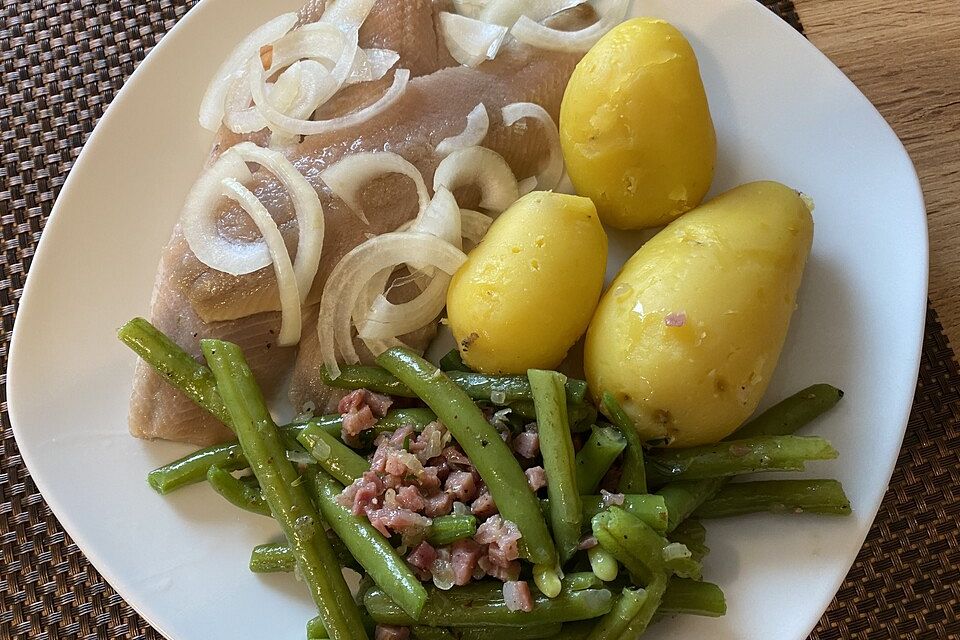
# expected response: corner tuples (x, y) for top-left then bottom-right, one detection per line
(409, 187), (462, 246)
(461, 209), (494, 244)
(224, 62), (308, 134)
(321, 0), (378, 32)
(518, 176), (538, 195)
(511, 0), (628, 52)
(319, 233), (468, 377)
(347, 48), (400, 84)
(268, 23), (344, 72)
(440, 12), (509, 67)
(452, 0), (491, 20)
(182, 150), (268, 275)
(253, 64), (410, 136)
(320, 152), (430, 225)
(502, 102), (564, 190)
(480, 0), (586, 27)
(434, 146), (520, 213)
(436, 103), (490, 156)
(359, 274), (451, 340)
(220, 178), (302, 346)
(198, 13), (298, 131)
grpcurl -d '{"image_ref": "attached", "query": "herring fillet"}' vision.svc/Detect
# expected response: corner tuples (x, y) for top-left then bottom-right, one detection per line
(129, 0), (456, 446)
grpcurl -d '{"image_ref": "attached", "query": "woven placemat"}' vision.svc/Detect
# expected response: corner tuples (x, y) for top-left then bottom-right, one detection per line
(1, 1), (957, 638)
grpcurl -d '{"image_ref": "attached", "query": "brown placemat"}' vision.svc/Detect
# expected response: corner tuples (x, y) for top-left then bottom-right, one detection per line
(0, 1), (956, 638)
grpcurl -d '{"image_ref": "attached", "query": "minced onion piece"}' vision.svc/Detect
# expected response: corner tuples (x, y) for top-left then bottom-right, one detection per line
(321, 0), (377, 32)
(434, 146), (520, 212)
(440, 12), (509, 67)
(436, 103), (490, 156)
(319, 232), (468, 377)
(480, 0), (586, 27)
(502, 102), (564, 190)
(320, 152), (431, 225)
(220, 178), (302, 346)
(461, 209), (494, 244)
(198, 13), (298, 131)
(252, 63), (410, 136)
(511, 0), (629, 52)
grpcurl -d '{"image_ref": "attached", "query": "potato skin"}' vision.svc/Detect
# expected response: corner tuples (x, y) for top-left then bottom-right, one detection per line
(560, 18), (717, 230)
(584, 182), (814, 447)
(447, 192), (608, 374)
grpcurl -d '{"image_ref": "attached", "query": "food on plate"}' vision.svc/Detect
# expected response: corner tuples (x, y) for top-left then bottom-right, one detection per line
(560, 18), (717, 230)
(446, 191), (607, 374)
(116, 1), (849, 638)
(584, 181), (815, 447)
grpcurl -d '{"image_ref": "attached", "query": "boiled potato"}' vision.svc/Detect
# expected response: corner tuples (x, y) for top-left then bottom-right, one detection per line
(560, 18), (716, 230)
(584, 182), (814, 447)
(447, 192), (607, 374)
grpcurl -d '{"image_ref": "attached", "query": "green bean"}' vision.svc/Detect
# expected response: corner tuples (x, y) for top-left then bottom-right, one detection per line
(656, 479), (724, 533)
(439, 349), (468, 372)
(325, 362), (589, 406)
(731, 384), (844, 440)
(460, 624), (562, 640)
(662, 540), (701, 580)
(576, 426), (626, 495)
(654, 384), (846, 531)
(206, 466), (271, 517)
(363, 581), (613, 627)
(530, 369), (583, 565)
(592, 507), (665, 586)
(601, 394), (647, 494)
(660, 578), (726, 617)
(307, 616), (329, 639)
(618, 578), (667, 637)
(376, 349), (557, 571)
(320, 365), (419, 397)
(585, 587), (648, 640)
(297, 423), (370, 485)
(309, 469), (428, 621)
(427, 515), (477, 546)
(511, 400), (596, 432)
(667, 519), (709, 563)
(645, 436), (839, 485)
(693, 479), (852, 519)
(118, 318), (233, 429)
(201, 340), (366, 640)
(578, 494), (669, 535)
(375, 408), (438, 433)
(249, 532), (361, 574)
(411, 627), (457, 640)
(588, 546), (619, 582)
(554, 621), (593, 640)
(564, 572), (605, 591)
(148, 442), (248, 495)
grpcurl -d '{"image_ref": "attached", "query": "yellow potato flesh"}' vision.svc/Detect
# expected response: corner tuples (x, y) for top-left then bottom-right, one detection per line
(560, 18), (717, 230)
(447, 192), (608, 374)
(584, 181), (814, 447)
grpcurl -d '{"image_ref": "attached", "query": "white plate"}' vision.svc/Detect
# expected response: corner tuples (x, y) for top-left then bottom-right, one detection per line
(7, 0), (927, 638)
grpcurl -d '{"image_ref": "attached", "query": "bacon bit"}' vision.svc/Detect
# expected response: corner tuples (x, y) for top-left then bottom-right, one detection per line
(503, 581), (534, 613)
(375, 625), (410, 640)
(396, 485), (426, 512)
(578, 535), (599, 550)
(665, 311), (686, 327)
(601, 489), (625, 508)
(442, 446), (474, 469)
(479, 555), (521, 582)
(525, 466), (547, 492)
(339, 389), (394, 439)
(475, 516), (521, 567)
(471, 489), (498, 518)
(512, 431), (540, 459)
(365, 505), (431, 539)
(445, 471), (479, 502)
(423, 491), (454, 517)
(407, 541), (438, 577)
(450, 539), (484, 586)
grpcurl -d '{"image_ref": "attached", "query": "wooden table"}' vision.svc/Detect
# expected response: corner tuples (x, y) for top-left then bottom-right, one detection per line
(795, 0), (960, 344)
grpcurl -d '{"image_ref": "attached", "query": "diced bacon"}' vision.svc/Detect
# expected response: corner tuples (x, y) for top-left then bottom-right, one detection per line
(475, 516), (521, 567)
(418, 466), (443, 493)
(601, 489), (625, 507)
(396, 485), (425, 511)
(375, 625), (410, 640)
(445, 471), (478, 502)
(471, 489), (498, 518)
(385, 449), (424, 478)
(423, 491), (454, 517)
(442, 446), (473, 469)
(342, 405), (376, 437)
(525, 466), (547, 492)
(578, 535), (599, 550)
(407, 541), (438, 576)
(339, 471), (385, 516)
(388, 425), (416, 447)
(365, 505), (431, 538)
(503, 581), (534, 613)
(512, 431), (540, 458)
(479, 555), (521, 582)
(365, 391), (393, 417)
(411, 422), (450, 463)
(450, 539), (483, 586)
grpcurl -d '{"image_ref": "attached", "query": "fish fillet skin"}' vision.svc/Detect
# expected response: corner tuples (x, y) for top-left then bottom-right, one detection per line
(129, 0), (455, 446)
(179, 7), (594, 323)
